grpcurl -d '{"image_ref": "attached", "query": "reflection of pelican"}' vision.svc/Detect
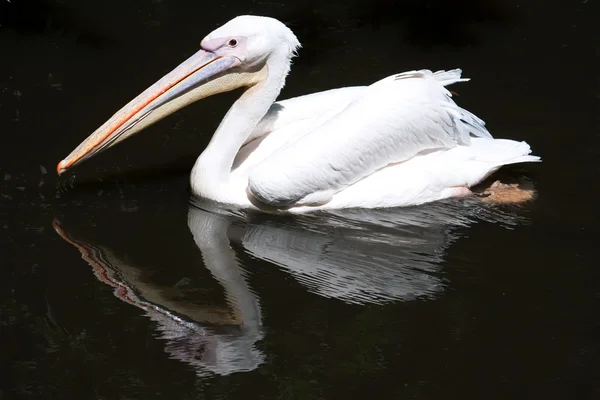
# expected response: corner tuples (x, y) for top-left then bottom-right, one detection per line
(210, 198), (528, 304)
(57, 15), (539, 212)
(52, 215), (264, 377)
(54, 190), (531, 338)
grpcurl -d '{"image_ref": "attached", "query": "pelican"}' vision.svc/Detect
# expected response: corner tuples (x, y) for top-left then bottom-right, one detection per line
(57, 15), (540, 212)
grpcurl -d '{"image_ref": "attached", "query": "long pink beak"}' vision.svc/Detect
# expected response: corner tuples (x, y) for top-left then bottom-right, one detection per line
(57, 49), (238, 175)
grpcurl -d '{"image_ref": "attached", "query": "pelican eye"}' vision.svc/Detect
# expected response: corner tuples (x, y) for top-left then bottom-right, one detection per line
(227, 39), (238, 48)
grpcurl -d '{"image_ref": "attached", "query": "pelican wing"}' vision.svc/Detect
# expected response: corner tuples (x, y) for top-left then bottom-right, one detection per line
(248, 69), (492, 207)
(247, 86), (367, 144)
(233, 86), (368, 175)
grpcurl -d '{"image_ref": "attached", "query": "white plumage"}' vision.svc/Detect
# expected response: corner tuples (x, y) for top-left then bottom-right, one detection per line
(247, 69), (493, 207)
(57, 15), (540, 212)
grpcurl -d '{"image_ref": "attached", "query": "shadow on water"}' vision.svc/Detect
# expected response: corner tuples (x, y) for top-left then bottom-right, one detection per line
(50, 179), (533, 377)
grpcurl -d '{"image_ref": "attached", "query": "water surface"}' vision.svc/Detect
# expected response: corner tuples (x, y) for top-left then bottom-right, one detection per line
(1, 0), (598, 398)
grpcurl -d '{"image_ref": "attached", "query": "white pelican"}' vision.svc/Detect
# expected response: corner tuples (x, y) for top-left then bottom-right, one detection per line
(57, 15), (540, 212)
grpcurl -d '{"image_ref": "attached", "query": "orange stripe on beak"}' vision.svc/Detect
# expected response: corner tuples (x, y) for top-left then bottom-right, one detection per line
(56, 49), (233, 175)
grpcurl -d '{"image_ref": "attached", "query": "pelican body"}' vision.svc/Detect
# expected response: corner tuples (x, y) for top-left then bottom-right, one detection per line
(57, 16), (540, 212)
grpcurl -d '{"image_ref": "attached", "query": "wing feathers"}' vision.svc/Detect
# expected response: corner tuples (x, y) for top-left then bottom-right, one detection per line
(248, 69), (491, 207)
(397, 69), (492, 143)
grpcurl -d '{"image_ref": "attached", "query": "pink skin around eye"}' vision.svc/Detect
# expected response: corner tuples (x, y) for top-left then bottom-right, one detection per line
(201, 37), (230, 52)
(201, 37), (246, 59)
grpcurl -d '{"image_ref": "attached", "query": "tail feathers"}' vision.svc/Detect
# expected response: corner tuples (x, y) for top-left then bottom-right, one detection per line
(469, 138), (541, 165)
(499, 154), (541, 166)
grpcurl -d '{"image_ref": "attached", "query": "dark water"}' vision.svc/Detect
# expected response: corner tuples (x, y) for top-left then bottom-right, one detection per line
(1, 0), (599, 398)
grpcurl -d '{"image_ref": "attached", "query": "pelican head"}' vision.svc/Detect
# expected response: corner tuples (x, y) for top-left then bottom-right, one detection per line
(56, 15), (300, 175)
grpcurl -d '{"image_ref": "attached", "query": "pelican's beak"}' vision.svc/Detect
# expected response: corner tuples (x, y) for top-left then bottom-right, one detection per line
(56, 49), (243, 175)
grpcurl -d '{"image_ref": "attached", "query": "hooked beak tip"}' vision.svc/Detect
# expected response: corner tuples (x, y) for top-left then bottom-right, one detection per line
(56, 160), (68, 175)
